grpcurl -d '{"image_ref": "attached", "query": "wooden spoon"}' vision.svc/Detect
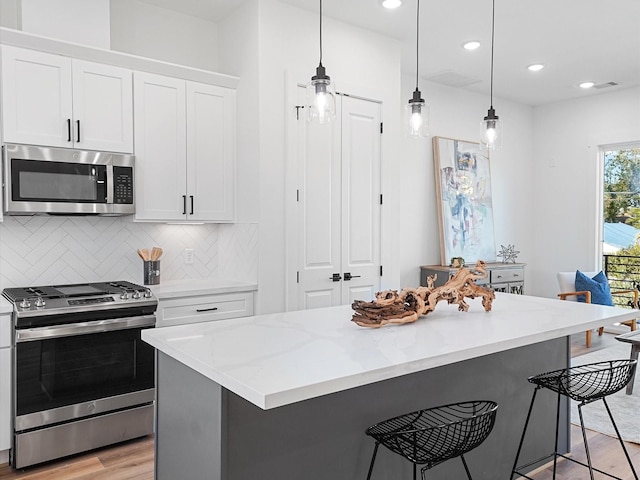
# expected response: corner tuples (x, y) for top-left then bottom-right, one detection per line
(151, 247), (163, 261)
(138, 248), (150, 262)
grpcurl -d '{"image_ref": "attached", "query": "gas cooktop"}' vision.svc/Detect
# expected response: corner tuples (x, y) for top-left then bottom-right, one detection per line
(2, 280), (156, 317)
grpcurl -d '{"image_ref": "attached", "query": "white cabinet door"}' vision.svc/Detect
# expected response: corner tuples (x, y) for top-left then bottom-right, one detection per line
(1, 46), (134, 153)
(72, 60), (133, 153)
(1, 45), (73, 147)
(0, 348), (9, 452)
(134, 72), (187, 222)
(186, 82), (235, 222)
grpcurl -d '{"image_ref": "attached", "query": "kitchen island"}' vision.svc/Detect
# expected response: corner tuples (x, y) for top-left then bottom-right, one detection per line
(142, 293), (638, 479)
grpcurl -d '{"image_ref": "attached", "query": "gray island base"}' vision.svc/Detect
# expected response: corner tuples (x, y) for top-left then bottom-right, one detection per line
(144, 294), (638, 479)
(156, 339), (566, 479)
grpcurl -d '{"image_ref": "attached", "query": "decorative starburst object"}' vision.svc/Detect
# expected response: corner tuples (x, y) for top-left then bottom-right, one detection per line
(497, 244), (520, 263)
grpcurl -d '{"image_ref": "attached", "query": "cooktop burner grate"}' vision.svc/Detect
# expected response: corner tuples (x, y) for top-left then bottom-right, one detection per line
(2, 280), (149, 303)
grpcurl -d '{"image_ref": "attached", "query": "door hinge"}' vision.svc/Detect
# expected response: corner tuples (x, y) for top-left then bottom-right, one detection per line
(380, 265), (383, 276)
(295, 105), (305, 120)
(380, 122), (383, 134)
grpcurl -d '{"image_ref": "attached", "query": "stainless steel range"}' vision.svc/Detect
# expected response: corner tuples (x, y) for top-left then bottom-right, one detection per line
(2, 281), (157, 469)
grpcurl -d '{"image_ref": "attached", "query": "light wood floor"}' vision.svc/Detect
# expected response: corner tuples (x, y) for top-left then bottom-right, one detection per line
(0, 333), (638, 479)
(0, 436), (154, 480)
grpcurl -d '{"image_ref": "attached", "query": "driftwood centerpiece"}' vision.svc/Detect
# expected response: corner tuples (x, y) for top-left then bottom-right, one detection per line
(351, 260), (496, 328)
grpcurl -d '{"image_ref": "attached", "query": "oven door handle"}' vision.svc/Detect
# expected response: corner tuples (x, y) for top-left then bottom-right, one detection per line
(15, 315), (156, 342)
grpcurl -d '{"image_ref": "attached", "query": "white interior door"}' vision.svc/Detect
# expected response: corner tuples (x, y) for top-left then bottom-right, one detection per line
(340, 95), (382, 305)
(296, 88), (381, 309)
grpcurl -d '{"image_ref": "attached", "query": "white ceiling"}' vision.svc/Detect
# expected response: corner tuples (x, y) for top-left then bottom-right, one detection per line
(139, 0), (640, 106)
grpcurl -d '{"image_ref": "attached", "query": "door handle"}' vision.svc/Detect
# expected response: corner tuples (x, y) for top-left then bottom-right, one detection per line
(344, 272), (361, 281)
(330, 273), (342, 282)
(67, 119), (72, 142)
(190, 195), (194, 215)
(182, 195), (187, 214)
(76, 120), (81, 142)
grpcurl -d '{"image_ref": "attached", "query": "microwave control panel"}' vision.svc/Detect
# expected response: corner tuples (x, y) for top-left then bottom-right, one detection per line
(113, 166), (134, 204)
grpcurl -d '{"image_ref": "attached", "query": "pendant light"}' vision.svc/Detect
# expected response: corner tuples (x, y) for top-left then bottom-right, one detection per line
(406, 0), (428, 138)
(307, 0), (336, 123)
(480, 0), (502, 149)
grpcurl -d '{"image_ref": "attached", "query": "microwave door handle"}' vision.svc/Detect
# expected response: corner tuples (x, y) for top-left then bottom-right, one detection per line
(106, 165), (114, 204)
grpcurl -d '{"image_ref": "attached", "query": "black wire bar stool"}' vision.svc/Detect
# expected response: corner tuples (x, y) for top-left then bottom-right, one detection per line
(511, 359), (638, 480)
(365, 400), (498, 480)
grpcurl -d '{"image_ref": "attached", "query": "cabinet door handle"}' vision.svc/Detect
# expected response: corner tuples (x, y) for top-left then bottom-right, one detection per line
(76, 120), (81, 142)
(196, 307), (219, 313)
(190, 195), (194, 215)
(182, 195), (187, 214)
(67, 119), (72, 142)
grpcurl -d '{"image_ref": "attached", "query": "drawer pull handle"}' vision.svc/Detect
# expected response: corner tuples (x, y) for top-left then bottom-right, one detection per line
(196, 307), (219, 313)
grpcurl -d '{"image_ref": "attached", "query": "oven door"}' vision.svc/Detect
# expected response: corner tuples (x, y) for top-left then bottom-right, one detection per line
(14, 315), (155, 431)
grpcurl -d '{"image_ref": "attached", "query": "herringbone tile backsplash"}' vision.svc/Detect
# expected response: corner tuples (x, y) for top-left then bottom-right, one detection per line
(0, 216), (258, 290)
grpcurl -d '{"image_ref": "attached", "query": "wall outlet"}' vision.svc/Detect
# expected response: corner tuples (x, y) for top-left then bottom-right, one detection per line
(184, 248), (194, 264)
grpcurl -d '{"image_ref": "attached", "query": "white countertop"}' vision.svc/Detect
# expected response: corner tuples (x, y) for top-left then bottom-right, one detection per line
(142, 293), (638, 410)
(149, 278), (257, 299)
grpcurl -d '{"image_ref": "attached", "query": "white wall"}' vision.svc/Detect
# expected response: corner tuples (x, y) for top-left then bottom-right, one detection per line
(110, 0), (219, 71)
(531, 86), (640, 299)
(21, 0), (110, 48)
(398, 76), (536, 289)
(0, 0), (21, 29)
(218, 0), (260, 224)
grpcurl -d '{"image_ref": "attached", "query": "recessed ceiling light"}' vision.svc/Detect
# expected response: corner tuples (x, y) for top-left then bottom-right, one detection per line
(463, 41), (481, 51)
(579, 81), (595, 89)
(381, 0), (402, 8)
(527, 64), (544, 72)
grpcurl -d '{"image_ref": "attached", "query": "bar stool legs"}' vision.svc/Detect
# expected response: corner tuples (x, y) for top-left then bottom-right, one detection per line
(511, 360), (639, 480)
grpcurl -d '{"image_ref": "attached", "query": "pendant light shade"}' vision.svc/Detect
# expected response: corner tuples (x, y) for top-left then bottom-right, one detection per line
(480, 106), (502, 149)
(480, 0), (502, 149)
(406, 0), (428, 138)
(307, 0), (336, 123)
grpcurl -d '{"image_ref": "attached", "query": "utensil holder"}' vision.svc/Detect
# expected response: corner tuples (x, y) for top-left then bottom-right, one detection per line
(143, 260), (160, 285)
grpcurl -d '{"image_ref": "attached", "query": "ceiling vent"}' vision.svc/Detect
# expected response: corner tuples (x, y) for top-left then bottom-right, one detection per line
(593, 81), (619, 89)
(426, 70), (482, 88)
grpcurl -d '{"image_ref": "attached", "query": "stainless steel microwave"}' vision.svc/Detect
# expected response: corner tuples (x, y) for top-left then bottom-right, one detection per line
(2, 143), (135, 216)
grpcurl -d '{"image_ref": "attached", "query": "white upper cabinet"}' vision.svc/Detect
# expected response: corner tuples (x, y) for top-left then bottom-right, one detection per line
(186, 82), (235, 222)
(134, 72), (235, 222)
(1, 46), (133, 153)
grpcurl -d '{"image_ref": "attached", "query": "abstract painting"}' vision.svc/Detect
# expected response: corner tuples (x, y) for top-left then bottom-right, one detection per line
(433, 136), (496, 266)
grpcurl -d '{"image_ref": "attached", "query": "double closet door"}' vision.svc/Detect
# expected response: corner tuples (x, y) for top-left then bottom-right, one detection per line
(295, 88), (382, 309)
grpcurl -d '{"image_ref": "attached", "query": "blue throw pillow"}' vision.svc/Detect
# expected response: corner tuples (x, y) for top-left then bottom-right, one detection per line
(574, 270), (614, 306)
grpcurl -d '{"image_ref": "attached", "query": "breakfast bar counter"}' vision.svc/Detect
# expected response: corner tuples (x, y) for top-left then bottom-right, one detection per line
(142, 293), (638, 479)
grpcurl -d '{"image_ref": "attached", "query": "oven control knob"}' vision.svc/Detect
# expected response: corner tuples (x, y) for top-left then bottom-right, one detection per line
(35, 297), (46, 308)
(120, 291), (129, 300)
(132, 290), (141, 299)
(143, 289), (152, 298)
(19, 298), (30, 309)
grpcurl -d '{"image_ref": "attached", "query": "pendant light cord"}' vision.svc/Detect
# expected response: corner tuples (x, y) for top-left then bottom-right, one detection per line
(415, 0), (420, 90)
(319, 0), (324, 66)
(489, 0), (495, 108)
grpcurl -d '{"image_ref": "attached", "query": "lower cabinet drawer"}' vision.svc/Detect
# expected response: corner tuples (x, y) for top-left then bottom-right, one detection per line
(490, 268), (524, 284)
(156, 292), (254, 327)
